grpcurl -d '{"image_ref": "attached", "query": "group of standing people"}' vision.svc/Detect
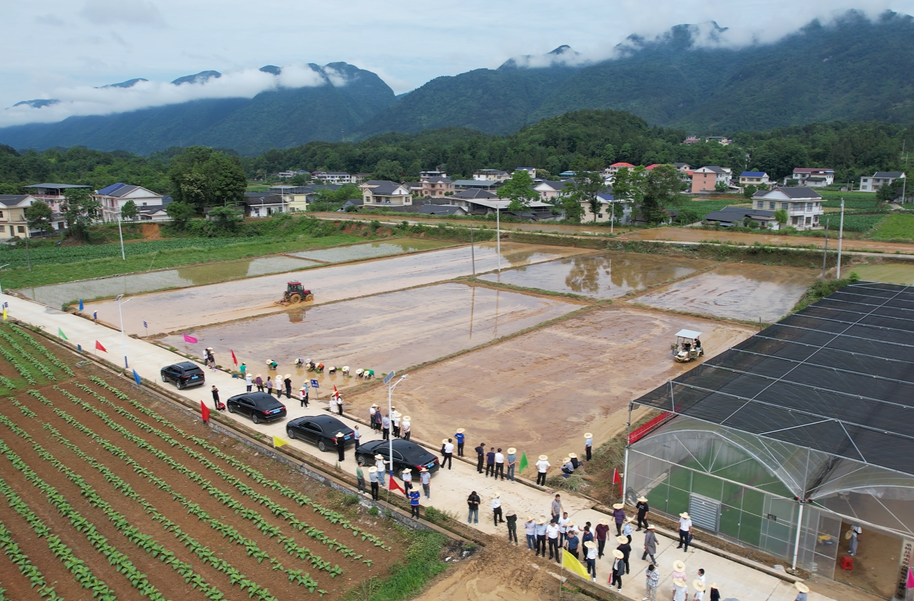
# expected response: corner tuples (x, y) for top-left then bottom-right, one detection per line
(369, 405), (411, 441)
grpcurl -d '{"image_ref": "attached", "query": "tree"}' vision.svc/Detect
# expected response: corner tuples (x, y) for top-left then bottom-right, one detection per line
(25, 200), (53, 233)
(121, 200), (138, 221)
(565, 167), (606, 223)
(641, 165), (682, 224)
(168, 146), (246, 212)
(61, 188), (101, 241)
(714, 181), (729, 193)
(289, 173), (311, 185)
(774, 209), (788, 228)
(877, 179), (905, 203)
(165, 201), (196, 227)
(500, 170), (539, 211)
(371, 159), (403, 182)
(742, 184), (757, 199)
(207, 205), (243, 231)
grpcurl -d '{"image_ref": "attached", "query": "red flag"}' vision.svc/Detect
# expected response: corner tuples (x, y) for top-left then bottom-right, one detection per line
(613, 468), (623, 497)
(183, 334), (198, 344)
(95, 340), (107, 352)
(200, 400), (210, 422)
(388, 475), (406, 496)
(230, 349), (238, 366)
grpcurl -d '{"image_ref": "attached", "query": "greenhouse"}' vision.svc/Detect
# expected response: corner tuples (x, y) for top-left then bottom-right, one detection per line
(625, 281), (914, 599)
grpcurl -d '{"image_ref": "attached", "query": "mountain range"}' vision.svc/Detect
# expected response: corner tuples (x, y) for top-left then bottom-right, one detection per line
(1, 9), (913, 155)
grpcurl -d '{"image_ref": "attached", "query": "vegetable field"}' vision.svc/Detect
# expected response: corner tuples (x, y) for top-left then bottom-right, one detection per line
(0, 324), (411, 601)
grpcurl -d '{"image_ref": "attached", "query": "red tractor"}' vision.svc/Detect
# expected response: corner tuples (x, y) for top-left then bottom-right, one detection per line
(279, 281), (314, 305)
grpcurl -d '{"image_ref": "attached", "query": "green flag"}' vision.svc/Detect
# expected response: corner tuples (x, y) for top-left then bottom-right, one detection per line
(518, 452), (529, 474)
(58, 327), (68, 340)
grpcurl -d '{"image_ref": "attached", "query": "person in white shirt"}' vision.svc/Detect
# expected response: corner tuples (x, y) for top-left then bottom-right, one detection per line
(692, 579), (706, 601)
(420, 467), (431, 499)
(546, 521), (560, 561)
(401, 468), (413, 494)
(328, 395), (337, 414)
(391, 409), (401, 438)
(374, 454), (386, 482)
(491, 492), (503, 527)
(442, 439), (455, 470)
(524, 517), (537, 550)
(557, 512), (570, 546)
(584, 540), (598, 581)
(677, 512), (693, 552)
(535, 454), (550, 486)
(401, 417), (411, 441)
(352, 425), (361, 451)
(245, 373), (253, 392)
(494, 448), (505, 480)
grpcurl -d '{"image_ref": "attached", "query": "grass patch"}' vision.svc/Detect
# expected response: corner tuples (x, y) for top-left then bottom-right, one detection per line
(791, 273), (860, 313)
(545, 474), (587, 492)
(424, 506), (457, 524)
(343, 530), (448, 601)
(873, 213), (914, 242)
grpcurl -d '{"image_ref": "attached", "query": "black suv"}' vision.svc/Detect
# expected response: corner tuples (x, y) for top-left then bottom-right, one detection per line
(286, 415), (354, 452)
(226, 392), (287, 424)
(160, 362), (205, 389)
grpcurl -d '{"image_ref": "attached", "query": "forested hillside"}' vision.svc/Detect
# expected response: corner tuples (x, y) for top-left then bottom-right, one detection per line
(1, 112), (909, 196)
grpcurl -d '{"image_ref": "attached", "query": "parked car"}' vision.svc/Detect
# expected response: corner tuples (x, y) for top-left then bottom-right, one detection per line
(160, 361), (205, 389)
(226, 392), (287, 424)
(286, 415), (354, 452)
(356, 439), (439, 479)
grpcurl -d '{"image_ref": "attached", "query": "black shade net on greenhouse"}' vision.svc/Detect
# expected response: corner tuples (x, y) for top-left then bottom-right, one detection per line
(632, 281), (914, 479)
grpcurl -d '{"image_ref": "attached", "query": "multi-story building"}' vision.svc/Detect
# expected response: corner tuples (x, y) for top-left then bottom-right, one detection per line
(859, 172), (906, 193)
(359, 181), (412, 207)
(94, 183), (165, 222)
(472, 169), (510, 182)
(739, 171), (770, 186)
(791, 168), (834, 187)
(752, 187), (823, 230)
(0, 195), (37, 239)
(690, 166), (732, 193)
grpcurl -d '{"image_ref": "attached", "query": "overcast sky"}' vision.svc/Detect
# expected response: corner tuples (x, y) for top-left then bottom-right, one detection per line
(1, 0), (911, 127)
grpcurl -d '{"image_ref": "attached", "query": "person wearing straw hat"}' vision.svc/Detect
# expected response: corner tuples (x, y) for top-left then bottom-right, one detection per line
(610, 549), (625, 591)
(636, 496), (650, 531)
(441, 438), (454, 470)
(584, 540), (598, 581)
(283, 374), (293, 399)
(401, 416), (411, 441)
(504, 447), (516, 481)
(466, 490), (480, 524)
(491, 492), (503, 527)
(298, 382), (308, 407)
(409, 487), (421, 519)
(708, 582), (720, 601)
(368, 466), (380, 500)
(564, 525), (580, 560)
(391, 409), (401, 438)
(327, 392), (337, 414)
(623, 516), (634, 544)
(616, 535), (632, 574)
(401, 467), (413, 495)
(644, 563), (659, 601)
(334, 432), (346, 462)
(419, 467), (431, 499)
(595, 518), (610, 558)
(335, 392), (344, 415)
(374, 454), (387, 482)
(454, 428), (466, 456)
(692, 579), (706, 601)
(506, 508), (518, 545)
(677, 511), (693, 552)
(642, 524), (658, 563)
(672, 577), (687, 601)
(568, 452), (581, 470)
(584, 432), (594, 461)
(612, 502), (627, 536)
(535, 454), (550, 486)
(793, 582), (810, 601)
(524, 516), (537, 550)
(535, 516), (548, 557)
(672, 559), (687, 580)
(561, 456), (575, 478)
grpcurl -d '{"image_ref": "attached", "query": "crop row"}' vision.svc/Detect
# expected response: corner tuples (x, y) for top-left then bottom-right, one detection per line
(87, 377), (391, 551)
(0, 329), (57, 380)
(0, 517), (62, 599)
(50, 386), (352, 572)
(0, 346), (35, 385)
(0, 439), (120, 601)
(9, 325), (76, 376)
(19, 394), (330, 590)
(0, 236), (290, 269)
(0, 376), (16, 391)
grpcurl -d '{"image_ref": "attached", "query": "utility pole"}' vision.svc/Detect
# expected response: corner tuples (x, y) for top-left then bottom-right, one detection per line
(836, 198), (845, 279)
(821, 218), (829, 279)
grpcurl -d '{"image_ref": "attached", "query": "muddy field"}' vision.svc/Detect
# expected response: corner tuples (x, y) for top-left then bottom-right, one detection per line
(634, 263), (818, 322)
(288, 239), (454, 262)
(85, 242), (587, 336)
(346, 306), (756, 461)
(21, 256), (320, 309)
(480, 251), (713, 298)
(160, 282), (582, 388)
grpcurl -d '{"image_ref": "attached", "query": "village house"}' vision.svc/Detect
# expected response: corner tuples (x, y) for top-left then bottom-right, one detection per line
(578, 193), (632, 224)
(790, 168), (834, 187)
(603, 162), (636, 180)
(514, 167), (537, 178)
(738, 171), (770, 186)
(534, 180), (570, 201)
(359, 180), (412, 207)
(690, 166), (732, 193)
(704, 206), (776, 229)
(23, 183), (91, 214)
(0, 195), (37, 239)
(859, 172), (906, 193)
(752, 187), (823, 230)
(93, 183), (166, 222)
(472, 169), (511, 182)
(243, 193), (288, 217)
(312, 172), (352, 184)
(418, 175), (454, 198)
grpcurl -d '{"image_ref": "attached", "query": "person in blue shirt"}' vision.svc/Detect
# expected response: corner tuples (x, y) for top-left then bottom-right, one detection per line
(455, 428), (466, 456)
(564, 531), (580, 560)
(409, 490), (421, 519)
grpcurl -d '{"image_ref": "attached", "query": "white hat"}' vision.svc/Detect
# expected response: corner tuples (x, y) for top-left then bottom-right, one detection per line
(562, 457), (570, 464)
(374, 454), (383, 460)
(537, 516), (546, 525)
(612, 503), (624, 510)
(456, 428), (465, 433)
(613, 549), (624, 559)
(206, 347), (213, 350)
(284, 374), (291, 379)
(538, 454), (548, 461)
(795, 582), (810, 593)
(693, 580), (706, 592)
(679, 512), (690, 519)
(637, 496), (648, 503)
(493, 492), (500, 498)
(616, 535), (628, 544)
(403, 416), (411, 421)
(419, 467), (428, 472)
(507, 447), (516, 454)
(673, 578), (686, 588)
(673, 560), (686, 572)
(568, 453), (577, 459)
(368, 466), (377, 473)
(583, 540), (595, 549)
(584, 432), (593, 438)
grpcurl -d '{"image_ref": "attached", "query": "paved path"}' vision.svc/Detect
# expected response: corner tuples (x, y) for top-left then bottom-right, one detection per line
(5, 292), (835, 601)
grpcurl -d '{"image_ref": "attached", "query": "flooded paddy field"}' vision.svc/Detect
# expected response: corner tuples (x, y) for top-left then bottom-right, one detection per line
(346, 306), (755, 461)
(287, 239), (454, 262)
(479, 251), (713, 298)
(634, 263), (817, 322)
(160, 282), (581, 391)
(847, 262), (914, 285)
(18, 256), (319, 309)
(85, 242), (588, 336)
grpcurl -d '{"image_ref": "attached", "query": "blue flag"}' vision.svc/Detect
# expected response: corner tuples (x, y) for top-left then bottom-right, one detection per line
(79, 299), (84, 311)
(143, 320), (148, 329)
(310, 379), (320, 388)
(133, 369), (142, 386)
